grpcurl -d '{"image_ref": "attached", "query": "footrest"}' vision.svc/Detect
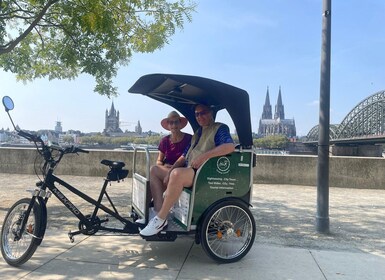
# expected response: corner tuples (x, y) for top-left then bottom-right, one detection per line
(123, 222), (140, 234)
(142, 231), (177, 242)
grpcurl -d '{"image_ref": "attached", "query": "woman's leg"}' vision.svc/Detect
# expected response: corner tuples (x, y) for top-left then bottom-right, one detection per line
(157, 167), (195, 220)
(149, 165), (169, 212)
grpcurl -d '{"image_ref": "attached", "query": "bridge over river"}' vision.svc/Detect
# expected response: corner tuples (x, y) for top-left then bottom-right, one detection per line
(304, 90), (385, 156)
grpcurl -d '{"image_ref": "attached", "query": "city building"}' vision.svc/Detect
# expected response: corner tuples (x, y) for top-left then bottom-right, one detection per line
(55, 121), (63, 133)
(0, 128), (9, 142)
(258, 87), (296, 137)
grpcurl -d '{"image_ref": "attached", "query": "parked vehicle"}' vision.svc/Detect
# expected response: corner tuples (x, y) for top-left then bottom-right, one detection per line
(1, 74), (256, 266)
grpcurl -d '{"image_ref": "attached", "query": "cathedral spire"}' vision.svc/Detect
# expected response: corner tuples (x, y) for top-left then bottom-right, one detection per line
(277, 86), (282, 106)
(262, 86), (272, 119)
(274, 86), (285, 120)
(264, 86), (271, 106)
(109, 101), (116, 115)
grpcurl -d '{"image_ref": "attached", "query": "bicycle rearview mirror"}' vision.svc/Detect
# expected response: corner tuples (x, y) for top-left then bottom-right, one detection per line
(2, 96), (14, 112)
(2, 96), (17, 130)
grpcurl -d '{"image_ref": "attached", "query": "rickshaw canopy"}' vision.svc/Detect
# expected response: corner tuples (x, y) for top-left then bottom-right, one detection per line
(128, 74), (253, 148)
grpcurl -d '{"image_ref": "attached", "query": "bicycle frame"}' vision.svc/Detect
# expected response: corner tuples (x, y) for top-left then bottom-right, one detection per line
(29, 168), (139, 241)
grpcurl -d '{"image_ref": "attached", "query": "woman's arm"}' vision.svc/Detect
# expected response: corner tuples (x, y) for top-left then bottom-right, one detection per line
(156, 151), (165, 166)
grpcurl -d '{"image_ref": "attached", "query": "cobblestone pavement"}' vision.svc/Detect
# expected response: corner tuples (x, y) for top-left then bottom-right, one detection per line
(1, 173), (384, 257)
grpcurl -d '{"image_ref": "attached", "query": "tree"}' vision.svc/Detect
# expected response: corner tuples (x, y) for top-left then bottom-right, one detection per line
(62, 134), (74, 144)
(146, 134), (162, 145)
(0, 0), (195, 96)
(253, 135), (289, 149)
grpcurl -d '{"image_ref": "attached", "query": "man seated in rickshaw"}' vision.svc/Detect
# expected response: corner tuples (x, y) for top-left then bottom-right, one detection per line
(140, 104), (235, 236)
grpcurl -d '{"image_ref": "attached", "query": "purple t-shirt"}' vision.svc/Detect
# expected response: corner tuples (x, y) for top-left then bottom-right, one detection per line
(158, 133), (192, 165)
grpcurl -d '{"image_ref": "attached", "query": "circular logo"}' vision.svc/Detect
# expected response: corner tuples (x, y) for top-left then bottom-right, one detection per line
(216, 157), (230, 174)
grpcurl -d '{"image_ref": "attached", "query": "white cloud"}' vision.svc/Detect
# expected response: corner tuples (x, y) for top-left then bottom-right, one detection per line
(307, 100), (319, 106)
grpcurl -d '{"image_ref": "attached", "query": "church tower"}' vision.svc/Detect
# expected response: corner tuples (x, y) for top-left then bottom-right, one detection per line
(104, 102), (123, 134)
(274, 86), (285, 120)
(135, 120), (142, 134)
(55, 121), (62, 133)
(258, 87), (296, 137)
(262, 87), (272, 119)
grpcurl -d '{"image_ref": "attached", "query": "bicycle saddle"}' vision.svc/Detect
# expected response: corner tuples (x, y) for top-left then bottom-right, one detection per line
(100, 159), (126, 169)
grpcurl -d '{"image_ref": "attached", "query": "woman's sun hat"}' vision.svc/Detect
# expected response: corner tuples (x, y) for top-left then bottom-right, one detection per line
(161, 111), (188, 130)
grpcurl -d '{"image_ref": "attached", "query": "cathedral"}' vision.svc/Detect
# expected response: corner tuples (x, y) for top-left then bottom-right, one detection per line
(104, 102), (123, 134)
(258, 87), (296, 137)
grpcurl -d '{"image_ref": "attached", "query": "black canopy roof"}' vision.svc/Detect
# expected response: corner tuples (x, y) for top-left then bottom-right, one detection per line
(128, 73), (253, 147)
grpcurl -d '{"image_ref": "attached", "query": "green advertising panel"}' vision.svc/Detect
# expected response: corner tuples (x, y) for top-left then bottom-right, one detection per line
(191, 150), (253, 225)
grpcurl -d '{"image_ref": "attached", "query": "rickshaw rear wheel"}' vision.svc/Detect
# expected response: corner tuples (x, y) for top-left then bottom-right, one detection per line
(200, 199), (256, 263)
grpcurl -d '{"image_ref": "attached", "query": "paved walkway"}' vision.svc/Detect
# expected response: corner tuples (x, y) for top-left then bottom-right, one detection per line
(1, 174), (385, 279)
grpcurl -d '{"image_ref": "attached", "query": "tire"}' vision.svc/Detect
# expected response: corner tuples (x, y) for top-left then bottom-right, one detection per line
(200, 199), (256, 263)
(1, 198), (45, 266)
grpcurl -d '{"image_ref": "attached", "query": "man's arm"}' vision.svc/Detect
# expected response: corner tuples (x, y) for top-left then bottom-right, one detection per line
(190, 124), (234, 169)
(189, 143), (234, 169)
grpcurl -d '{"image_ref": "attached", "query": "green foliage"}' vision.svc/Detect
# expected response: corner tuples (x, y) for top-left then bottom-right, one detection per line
(62, 135), (74, 144)
(0, 0), (196, 96)
(146, 135), (162, 145)
(253, 135), (289, 149)
(79, 134), (162, 146)
(80, 135), (111, 145)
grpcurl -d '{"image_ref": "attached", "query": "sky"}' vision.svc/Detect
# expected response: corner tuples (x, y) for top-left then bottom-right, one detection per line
(1, 0), (385, 136)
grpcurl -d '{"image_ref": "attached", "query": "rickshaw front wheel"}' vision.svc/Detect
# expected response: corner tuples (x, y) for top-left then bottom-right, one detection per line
(200, 199), (256, 263)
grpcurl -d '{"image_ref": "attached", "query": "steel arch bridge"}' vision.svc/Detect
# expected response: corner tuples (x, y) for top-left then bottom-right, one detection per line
(306, 90), (385, 141)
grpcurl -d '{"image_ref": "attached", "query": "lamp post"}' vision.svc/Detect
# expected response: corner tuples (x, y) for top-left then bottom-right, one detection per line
(316, 0), (331, 233)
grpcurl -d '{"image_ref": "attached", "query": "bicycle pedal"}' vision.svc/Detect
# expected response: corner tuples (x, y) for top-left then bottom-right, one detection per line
(68, 232), (75, 243)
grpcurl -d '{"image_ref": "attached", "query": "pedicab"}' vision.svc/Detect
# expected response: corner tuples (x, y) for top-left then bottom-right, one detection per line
(128, 74), (256, 263)
(0, 74), (256, 266)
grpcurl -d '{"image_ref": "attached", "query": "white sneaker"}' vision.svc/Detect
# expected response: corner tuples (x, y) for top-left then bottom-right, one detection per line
(139, 216), (168, 236)
(135, 217), (146, 225)
(135, 208), (157, 225)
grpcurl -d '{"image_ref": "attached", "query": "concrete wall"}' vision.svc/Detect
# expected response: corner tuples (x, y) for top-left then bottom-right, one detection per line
(0, 147), (157, 178)
(1, 147), (384, 189)
(254, 154), (385, 189)
(254, 155), (317, 186)
(330, 145), (383, 157)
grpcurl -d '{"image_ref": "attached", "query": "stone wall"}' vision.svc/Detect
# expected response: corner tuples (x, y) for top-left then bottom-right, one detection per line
(1, 147), (384, 189)
(254, 154), (385, 189)
(330, 145), (383, 157)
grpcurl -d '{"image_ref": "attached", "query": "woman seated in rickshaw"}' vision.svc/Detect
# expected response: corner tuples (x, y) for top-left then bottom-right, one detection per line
(140, 104), (235, 236)
(136, 111), (192, 224)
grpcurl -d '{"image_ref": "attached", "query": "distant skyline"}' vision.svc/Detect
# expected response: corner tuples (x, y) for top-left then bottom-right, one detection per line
(1, 1), (385, 136)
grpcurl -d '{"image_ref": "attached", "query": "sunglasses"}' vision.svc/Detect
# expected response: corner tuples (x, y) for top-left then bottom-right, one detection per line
(168, 120), (180, 125)
(195, 110), (210, 118)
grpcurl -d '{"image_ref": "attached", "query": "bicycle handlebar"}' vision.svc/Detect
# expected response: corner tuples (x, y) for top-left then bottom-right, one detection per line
(5, 99), (89, 172)
(64, 146), (89, 154)
(18, 130), (44, 145)
(16, 129), (89, 167)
